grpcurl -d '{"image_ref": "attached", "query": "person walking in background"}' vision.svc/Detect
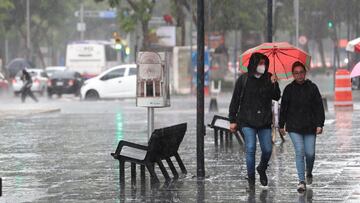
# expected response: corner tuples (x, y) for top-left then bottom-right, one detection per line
(228, 52), (281, 190)
(279, 61), (325, 193)
(20, 69), (38, 103)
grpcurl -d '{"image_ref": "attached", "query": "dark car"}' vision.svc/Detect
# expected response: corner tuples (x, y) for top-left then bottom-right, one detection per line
(47, 71), (83, 98)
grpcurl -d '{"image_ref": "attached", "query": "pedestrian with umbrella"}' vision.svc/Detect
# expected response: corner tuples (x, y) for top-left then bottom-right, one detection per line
(228, 52), (280, 191)
(279, 61), (325, 193)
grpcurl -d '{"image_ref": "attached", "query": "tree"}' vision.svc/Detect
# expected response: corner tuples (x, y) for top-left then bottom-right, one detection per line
(1, 0), (79, 67)
(96, 0), (156, 50)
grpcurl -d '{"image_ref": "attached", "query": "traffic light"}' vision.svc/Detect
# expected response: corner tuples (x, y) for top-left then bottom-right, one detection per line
(113, 32), (123, 50)
(115, 37), (122, 50)
(327, 20), (334, 28)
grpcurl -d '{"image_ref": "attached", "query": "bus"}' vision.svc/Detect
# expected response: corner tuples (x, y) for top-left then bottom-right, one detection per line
(65, 40), (118, 78)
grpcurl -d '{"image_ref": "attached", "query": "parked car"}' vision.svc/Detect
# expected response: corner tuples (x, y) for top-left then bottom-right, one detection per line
(0, 72), (9, 94)
(47, 70), (83, 98)
(12, 69), (48, 96)
(80, 64), (137, 100)
(45, 66), (67, 78)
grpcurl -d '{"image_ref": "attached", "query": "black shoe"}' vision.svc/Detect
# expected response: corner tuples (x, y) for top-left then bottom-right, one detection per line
(256, 165), (268, 186)
(306, 173), (313, 185)
(297, 181), (306, 193)
(247, 175), (255, 191)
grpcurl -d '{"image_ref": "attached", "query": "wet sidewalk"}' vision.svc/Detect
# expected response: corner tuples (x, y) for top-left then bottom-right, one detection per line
(0, 92), (359, 202)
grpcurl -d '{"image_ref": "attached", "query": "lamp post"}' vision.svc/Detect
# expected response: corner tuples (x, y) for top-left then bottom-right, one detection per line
(196, 0), (205, 178)
(267, 0), (273, 42)
(26, 0), (32, 60)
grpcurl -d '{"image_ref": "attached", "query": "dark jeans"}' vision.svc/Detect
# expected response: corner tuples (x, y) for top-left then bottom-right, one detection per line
(21, 87), (38, 103)
(241, 127), (272, 177)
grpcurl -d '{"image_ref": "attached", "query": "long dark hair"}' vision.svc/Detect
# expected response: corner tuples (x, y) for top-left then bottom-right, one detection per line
(247, 52), (270, 77)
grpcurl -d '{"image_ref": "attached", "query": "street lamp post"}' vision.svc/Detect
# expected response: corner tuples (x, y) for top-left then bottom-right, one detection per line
(196, 0), (205, 178)
(26, 0), (31, 60)
(294, 0), (299, 47)
(267, 0), (273, 42)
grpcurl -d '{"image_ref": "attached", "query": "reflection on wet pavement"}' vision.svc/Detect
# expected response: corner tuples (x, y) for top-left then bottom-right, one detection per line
(0, 94), (359, 202)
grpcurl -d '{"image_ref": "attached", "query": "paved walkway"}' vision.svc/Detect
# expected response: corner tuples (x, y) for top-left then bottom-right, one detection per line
(0, 91), (359, 202)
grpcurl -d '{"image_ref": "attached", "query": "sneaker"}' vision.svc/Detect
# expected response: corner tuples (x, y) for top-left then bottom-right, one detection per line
(306, 173), (313, 185)
(256, 165), (268, 186)
(297, 181), (306, 193)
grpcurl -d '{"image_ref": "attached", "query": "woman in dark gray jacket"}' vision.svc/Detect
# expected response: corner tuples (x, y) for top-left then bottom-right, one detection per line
(279, 61), (325, 193)
(229, 52), (281, 190)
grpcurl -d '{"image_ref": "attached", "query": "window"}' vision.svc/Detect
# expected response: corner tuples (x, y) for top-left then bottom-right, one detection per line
(129, 68), (137, 76)
(101, 68), (125, 80)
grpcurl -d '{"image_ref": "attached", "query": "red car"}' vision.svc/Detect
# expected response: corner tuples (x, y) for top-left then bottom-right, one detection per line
(0, 72), (9, 94)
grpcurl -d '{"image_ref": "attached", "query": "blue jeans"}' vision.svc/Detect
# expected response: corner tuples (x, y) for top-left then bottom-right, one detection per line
(289, 132), (316, 182)
(241, 127), (273, 177)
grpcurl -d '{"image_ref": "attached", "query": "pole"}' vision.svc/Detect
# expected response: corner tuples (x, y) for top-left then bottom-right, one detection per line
(80, 1), (84, 40)
(294, 0), (299, 47)
(26, 0), (31, 60)
(267, 0), (273, 42)
(147, 107), (154, 140)
(233, 31), (238, 85)
(5, 37), (9, 65)
(189, 1), (193, 94)
(346, 2), (350, 69)
(196, 0), (205, 178)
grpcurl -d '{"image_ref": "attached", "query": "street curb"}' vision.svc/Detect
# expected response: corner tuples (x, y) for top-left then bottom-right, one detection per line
(0, 108), (61, 118)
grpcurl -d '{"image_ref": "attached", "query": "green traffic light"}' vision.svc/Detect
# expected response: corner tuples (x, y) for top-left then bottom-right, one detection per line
(328, 21), (333, 28)
(115, 43), (122, 50)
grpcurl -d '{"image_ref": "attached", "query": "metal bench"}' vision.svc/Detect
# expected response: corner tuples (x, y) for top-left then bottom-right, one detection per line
(208, 115), (244, 147)
(111, 123), (187, 187)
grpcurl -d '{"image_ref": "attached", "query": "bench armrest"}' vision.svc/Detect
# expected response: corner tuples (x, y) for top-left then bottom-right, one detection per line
(111, 140), (148, 158)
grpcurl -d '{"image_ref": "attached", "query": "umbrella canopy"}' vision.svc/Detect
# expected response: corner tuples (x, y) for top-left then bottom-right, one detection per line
(5, 58), (35, 78)
(350, 61), (360, 78)
(239, 42), (311, 79)
(346, 37), (360, 53)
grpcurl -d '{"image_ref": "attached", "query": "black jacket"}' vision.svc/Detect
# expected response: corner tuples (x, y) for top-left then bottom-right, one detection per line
(229, 73), (281, 129)
(279, 80), (325, 134)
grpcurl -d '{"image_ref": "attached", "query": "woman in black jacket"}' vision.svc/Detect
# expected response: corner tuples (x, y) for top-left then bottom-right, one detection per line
(279, 61), (325, 193)
(229, 52), (281, 190)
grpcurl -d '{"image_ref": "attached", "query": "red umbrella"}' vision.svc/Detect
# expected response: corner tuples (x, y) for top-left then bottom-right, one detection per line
(239, 42), (311, 79)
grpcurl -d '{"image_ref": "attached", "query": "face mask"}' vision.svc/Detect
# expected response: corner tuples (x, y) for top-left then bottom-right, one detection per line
(256, 65), (266, 74)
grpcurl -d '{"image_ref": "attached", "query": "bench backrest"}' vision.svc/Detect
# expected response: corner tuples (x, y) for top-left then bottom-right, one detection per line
(146, 123), (187, 161)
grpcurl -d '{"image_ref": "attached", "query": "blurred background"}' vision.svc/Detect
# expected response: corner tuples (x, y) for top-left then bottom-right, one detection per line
(0, 0), (360, 97)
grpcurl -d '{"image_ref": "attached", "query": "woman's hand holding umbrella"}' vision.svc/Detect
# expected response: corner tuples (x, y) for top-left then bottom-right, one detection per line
(271, 74), (278, 83)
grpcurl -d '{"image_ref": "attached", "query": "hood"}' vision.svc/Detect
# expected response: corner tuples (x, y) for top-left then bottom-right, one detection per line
(247, 52), (270, 77)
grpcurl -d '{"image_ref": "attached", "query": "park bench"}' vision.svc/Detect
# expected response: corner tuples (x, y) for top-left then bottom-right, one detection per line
(208, 115), (245, 147)
(111, 123), (187, 186)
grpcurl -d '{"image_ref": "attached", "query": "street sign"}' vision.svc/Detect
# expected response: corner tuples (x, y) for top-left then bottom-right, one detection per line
(77, 22), (86, 31)
(75, 10), (117, 19)
(99, 11), (116, 19)
(299, 35), (307, 45)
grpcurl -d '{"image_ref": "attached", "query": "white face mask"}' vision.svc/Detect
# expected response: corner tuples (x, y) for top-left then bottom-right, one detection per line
(256, 65), (266, 74)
